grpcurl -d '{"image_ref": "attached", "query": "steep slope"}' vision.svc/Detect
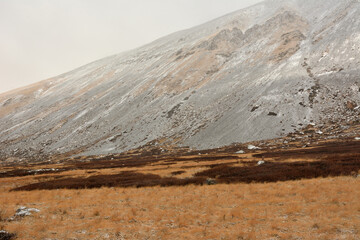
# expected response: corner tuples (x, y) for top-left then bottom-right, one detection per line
(1, 0), (360, 161)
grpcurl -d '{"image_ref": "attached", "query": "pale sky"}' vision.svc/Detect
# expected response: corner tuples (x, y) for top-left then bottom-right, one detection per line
(0, 0), (262, 94)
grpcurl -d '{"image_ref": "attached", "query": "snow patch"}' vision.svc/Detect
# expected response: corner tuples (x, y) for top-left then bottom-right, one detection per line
(74, 109), (89, 120)
(15, 206), (40, 217)
(28, 168), (59, 174)
(35, 89), (43, 97)
(318, 71), (336, 76)
(248, 145), (260, 150)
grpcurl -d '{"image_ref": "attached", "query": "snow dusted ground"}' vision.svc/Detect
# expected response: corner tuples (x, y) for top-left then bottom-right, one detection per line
(0, 0), (359, 160)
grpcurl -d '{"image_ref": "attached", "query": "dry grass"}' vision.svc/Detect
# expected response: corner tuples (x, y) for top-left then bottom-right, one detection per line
(0, 177), (359, 239)
(1, 136), (359, 239)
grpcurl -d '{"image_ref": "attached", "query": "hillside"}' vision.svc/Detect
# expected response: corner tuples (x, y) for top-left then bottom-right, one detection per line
(1, 0), (360, 162)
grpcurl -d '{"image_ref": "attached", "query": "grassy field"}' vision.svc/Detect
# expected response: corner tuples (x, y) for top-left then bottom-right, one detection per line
(1, 178), (360, 239)
(1, 133), (360, 239)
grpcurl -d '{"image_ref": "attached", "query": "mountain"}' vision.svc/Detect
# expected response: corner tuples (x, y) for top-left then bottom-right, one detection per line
(1, 0), (360, 161)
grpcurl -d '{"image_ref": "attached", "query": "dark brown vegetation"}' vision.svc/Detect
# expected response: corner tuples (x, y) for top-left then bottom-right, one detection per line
(0, 231), (16, 240)
(13, 172), (205, 191)
(195, 157), (360, 183)
(10, 139), (360, 191)
(253, 140), (360, 160)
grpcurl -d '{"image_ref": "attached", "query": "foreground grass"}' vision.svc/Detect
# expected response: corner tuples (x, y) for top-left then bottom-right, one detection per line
(1, 176), (359, 239)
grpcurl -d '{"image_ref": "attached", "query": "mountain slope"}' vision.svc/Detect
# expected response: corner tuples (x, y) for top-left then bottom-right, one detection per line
(1, 0), (360, 160)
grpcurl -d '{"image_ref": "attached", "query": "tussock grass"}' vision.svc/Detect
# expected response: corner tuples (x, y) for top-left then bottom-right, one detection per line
(1, 177), (360, 239)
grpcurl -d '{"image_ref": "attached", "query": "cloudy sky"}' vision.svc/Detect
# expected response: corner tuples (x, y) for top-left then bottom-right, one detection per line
(0, 0), (262, 94)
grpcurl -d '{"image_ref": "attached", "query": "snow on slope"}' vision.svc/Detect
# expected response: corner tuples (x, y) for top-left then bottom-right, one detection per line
(1, 0), (360, 160)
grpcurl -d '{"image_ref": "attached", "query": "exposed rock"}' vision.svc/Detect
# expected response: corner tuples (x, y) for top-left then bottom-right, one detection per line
(257, 161), (266, 165)
(268, 112), (278, 116)
(271, 30), (306, 62)
(205, 178), (217, 185)
(8, 206), (40, 221)
(0, 230), (16, 240)
(251, 106), (260, 112)
(15, 206), (40, 217)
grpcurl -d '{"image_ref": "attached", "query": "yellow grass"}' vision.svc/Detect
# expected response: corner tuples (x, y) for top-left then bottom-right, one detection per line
(1, 176), (359, 239)
(2, 135), (360, 239)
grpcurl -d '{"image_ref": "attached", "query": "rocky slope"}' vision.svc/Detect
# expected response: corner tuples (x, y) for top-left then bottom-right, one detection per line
(1, 0), (360, 161)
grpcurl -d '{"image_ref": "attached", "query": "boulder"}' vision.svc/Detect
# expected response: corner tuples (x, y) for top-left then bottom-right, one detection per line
(8, 206), (40, 221)
(205, 178), (217, 185)
(0, 230), (16, 240)
(257, 161), (265, 165)
(15, 206), (40, 217)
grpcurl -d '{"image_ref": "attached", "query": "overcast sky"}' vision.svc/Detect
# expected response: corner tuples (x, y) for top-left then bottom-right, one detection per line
(0, 0), (262, 94)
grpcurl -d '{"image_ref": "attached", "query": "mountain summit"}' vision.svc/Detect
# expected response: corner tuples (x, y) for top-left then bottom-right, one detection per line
(1, 0), (360, 160)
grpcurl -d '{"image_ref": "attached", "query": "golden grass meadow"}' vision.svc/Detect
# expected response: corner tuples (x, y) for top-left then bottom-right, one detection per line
(1, 135), (360, 239)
